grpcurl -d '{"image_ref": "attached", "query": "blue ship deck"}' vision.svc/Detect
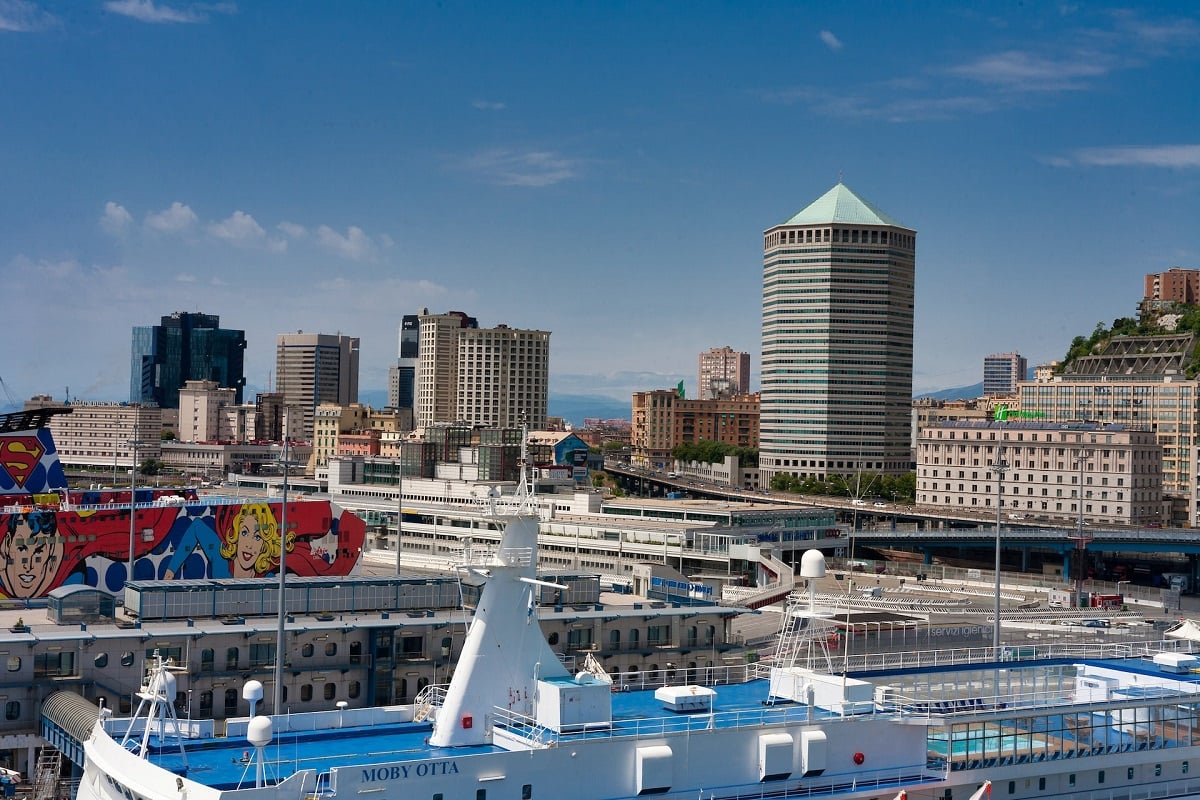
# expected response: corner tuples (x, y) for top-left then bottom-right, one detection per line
(122, 655), (1200, 790)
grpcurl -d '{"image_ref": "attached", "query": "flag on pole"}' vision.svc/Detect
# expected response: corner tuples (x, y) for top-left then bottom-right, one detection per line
(676, 380), (685, 399)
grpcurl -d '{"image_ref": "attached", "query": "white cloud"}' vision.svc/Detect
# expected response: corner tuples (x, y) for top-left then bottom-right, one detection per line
(0, 0), (57, 31)
(277, 221), (307, 239)
(209, 210), (287, 252)
(472, 100), (507, 111)
(457, 148), (580, 187)
(176, 273), (197, 283)
(819, 30), (843, 51)
(948, 49), (1110, 90)
(100, 201), (133, 235)
(1057, 144), (1200, 168)
(145, 201), (198, 233)
(103, 0), (233, 23)
(316, 225), (377, 261)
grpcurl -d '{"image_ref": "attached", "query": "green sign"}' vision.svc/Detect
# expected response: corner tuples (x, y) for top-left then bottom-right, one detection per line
(994, 405), (1045, 421)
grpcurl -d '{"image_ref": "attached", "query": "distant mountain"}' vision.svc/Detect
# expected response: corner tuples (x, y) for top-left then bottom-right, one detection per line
(354, 389), (629, 428)
(915, 382), (983, 401)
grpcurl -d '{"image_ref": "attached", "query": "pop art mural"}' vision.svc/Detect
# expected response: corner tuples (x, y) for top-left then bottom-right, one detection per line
(0, 414), (365, 599)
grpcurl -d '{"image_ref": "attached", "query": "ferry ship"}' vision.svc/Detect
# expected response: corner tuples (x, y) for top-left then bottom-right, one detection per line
(52, 441), (1200, 800)
(0, 409), (364, 599)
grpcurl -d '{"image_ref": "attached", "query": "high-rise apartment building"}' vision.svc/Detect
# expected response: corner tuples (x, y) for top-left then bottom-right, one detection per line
(416, 310), (478, 428)
(388, 314), (421, 409)
(275, 332), (360, 442)
(759, 182), (916, 485)
(983, 352), (1027, 397)
(698, 346), (750, 400)
(130, 312), (246, 408)
(415, 310), (549, 429)
(456, 325), (550, 428)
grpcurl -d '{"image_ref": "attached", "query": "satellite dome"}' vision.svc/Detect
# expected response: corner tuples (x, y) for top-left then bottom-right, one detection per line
(799, 550), (827, 579)
(243, 681), (264, 704)
(247, 716), (273, 748)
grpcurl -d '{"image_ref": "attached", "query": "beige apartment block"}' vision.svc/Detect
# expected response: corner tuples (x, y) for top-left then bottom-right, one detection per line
(916, 420), (1163, 527)
(178, 379), (238, 443)
(698, 346), (750, 400)
(1018, 377), (1197, 525)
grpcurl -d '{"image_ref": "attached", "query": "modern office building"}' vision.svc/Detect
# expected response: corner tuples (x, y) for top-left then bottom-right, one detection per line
(759, 182), (916, 485)
(983, 352), (1027, 397)
(415, 310), (549, 429)
(275, 332), (360, 442)
(915, 419), (1163, 527)
(388, 313), (421, 409)
(130, 312), (246, 408)
(698, 346), (751, 400)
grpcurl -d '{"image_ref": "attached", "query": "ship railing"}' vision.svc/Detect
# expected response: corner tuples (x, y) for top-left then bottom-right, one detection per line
(412, 684), (449, 723)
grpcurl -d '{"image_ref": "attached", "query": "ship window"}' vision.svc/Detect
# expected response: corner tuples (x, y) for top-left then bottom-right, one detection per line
(200, 649), (214, 671)
(1098, 770), (1105, 784)
(301, 685), (312, 702)
(94, 653), (107, 668)
(4, 701), (18, 720)
(5, 657), (20, 673)
(1184, 762), (1190, 774)
(1069, 774), (1076, 787)
(1038, 778), (1045, 791)
(476, 791), (486, 800)
(1155, 764), (1162, 777)
(325, 642), (337, 657)
(522, 785), (532, 799)
(302, 643), (314, 657)
(1008, 782), (1015, 795)
(1127, 768), (1135, 781)
(225, 647), (239, 670)
(121, 652), (134, 667)
(348, 681), (360, 699)
(324, 683), (335, 701)
(433, 795), (443, 800)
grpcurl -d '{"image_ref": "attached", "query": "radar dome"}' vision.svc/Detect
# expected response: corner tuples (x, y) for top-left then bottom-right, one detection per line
(799, 550), (827, 579)
(242, 680), (264, 704)
(150, 670), (177, 699)
(247, 716), (273, 748)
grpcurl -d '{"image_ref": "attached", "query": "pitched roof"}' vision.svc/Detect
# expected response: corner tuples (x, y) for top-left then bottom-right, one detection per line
(781, 182), (905, 228)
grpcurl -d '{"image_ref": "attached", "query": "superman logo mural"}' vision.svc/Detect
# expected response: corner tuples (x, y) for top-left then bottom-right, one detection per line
(0, 431), (65, 495)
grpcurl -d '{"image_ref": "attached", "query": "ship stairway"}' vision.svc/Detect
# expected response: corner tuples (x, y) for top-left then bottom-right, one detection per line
(412, 684), (446, 723)
(30, 747), (62, 800)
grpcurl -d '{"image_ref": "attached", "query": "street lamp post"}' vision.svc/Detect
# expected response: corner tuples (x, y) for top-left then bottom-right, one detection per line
(273, 431), (293, 716)
(1071, 448), (1094, 608)
(992, 428), (1009, 653)
(126, 405), (145, 603)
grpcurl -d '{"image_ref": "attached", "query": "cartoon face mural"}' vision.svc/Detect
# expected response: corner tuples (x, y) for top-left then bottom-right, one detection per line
(0, 510), (63, 599)
(220, 503), (288, 577)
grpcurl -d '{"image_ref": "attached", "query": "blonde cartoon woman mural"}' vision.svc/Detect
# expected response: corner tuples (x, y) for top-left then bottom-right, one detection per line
(219, 503), (295, 578)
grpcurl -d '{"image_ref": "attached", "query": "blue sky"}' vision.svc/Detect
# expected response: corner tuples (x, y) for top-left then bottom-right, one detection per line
(2, 1), (1198, 411)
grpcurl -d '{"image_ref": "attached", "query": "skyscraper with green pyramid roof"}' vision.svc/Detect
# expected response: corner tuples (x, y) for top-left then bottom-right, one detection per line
(759, 182), (916, 486)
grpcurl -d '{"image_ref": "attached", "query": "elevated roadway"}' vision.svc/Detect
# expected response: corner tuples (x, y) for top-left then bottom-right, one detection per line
(604, 461), (1200, 577)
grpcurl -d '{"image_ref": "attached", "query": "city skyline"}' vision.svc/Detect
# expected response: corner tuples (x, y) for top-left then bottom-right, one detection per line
(2, 2), (1198, 408)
